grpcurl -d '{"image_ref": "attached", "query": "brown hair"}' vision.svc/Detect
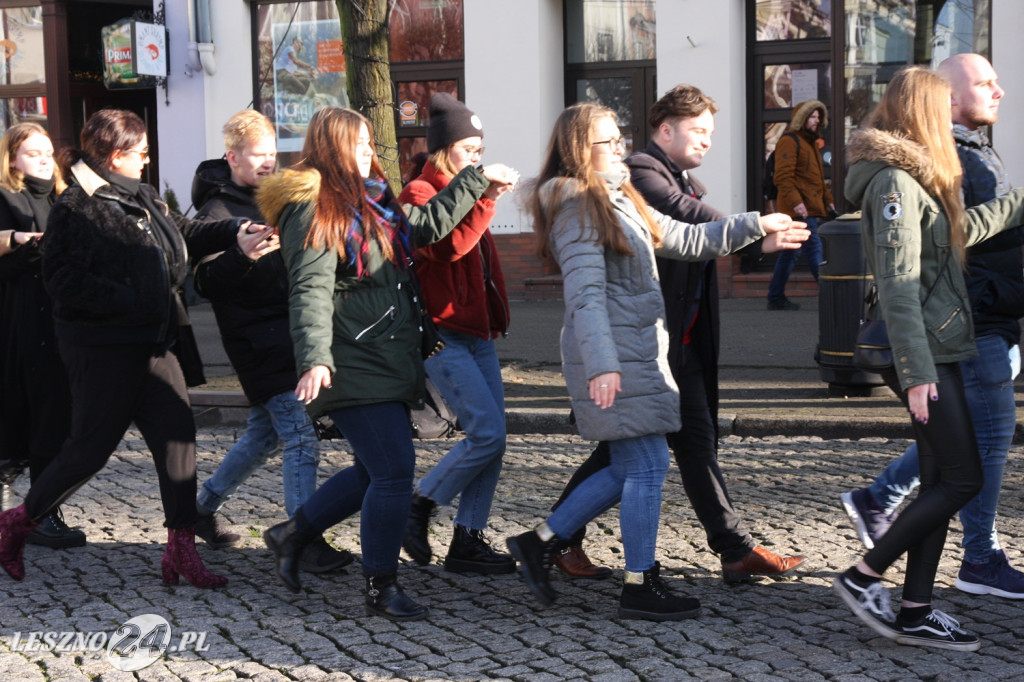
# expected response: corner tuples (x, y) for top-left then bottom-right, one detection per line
(0, 122), (65, 194)
(223, 109), (275, 153)
(294, 107), (392, 260)
(866, 66), (966, 261)
(648, 85), (719, 129)
(58, 108), (147, 177)
(426, 146), (459, 179)
(527, 103), (660, 259)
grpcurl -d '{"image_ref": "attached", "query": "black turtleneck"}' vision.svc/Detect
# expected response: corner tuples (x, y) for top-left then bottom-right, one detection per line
(22, 174), (56, 232)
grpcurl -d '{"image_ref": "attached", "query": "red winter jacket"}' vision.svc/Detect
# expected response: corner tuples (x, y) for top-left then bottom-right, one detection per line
(399, 161), (510, 339)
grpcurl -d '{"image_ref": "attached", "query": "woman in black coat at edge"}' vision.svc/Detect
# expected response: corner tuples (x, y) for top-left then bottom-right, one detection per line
(0, 109), (245, 587)
(0, 123), (86, 548)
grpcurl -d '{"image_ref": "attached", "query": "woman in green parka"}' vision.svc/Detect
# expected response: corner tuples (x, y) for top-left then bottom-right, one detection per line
(258, 107), (516, 620)
(836, 66), (1024, 652)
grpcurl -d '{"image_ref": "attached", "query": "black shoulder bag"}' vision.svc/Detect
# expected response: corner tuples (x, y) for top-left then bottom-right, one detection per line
(853, 251), (952, 372)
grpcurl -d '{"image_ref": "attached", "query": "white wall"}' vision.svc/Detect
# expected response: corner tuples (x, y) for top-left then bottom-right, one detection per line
(464, 0), (565, 233)
(156, 0), (253, 212)
(992, 0), (1024, 184)
(655, 1), (748, 214)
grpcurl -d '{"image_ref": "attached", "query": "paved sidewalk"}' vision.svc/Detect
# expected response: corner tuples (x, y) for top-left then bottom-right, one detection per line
(2, 428), (1023, 680)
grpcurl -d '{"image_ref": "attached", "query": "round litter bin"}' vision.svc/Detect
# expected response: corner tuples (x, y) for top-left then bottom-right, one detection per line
(817, 214), (886, 394)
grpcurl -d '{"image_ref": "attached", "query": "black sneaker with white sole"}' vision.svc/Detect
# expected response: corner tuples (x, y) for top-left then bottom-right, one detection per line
(832, 573), (898, 640)
(895, 609), (981, 652)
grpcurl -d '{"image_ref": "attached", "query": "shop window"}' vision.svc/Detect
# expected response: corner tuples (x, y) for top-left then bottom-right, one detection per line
(0, 5), (45, 134)
(565, 0), (655, 63)
(252, 1), (464, 174)
(756, 0), (832, 41)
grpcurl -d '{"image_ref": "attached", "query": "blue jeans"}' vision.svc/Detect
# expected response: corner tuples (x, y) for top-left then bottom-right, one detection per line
(870, 335), (1016, 564)
(767, 216), (822, 301)
(298, 402), (415, 576)
(546, 434), (670, 573)
(198, 391), (320, 518)
(419, 329), (506, 529)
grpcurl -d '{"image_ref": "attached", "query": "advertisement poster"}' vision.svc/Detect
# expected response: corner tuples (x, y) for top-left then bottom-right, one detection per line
(271, 20), (349, 152)
(132, 21), (167, 77)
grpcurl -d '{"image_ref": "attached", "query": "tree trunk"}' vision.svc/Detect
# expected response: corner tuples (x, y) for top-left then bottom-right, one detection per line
(337, 0), (401, 192)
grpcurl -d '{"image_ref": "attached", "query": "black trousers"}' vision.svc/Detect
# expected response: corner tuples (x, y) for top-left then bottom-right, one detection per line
(866, 362), (983, 604)
(553, 344), (756, 562)
(24, 341), (199, 528)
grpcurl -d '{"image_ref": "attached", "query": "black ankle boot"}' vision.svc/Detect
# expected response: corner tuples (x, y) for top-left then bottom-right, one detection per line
(618, 562), (701, 621)
(365, 573), (428, 621)
(26, 508), (86, 549)
(444, 524), (516, 574)
(263, 514), (317, 593)
(403, 493), (436, 565)
(506, 529), (559, 606)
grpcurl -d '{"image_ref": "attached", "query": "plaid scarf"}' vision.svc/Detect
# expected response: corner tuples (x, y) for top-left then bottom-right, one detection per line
(346, 178), (413, 277)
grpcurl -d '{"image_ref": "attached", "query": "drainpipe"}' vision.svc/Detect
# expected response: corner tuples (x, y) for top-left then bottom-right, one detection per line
(186, 0), (216, 76)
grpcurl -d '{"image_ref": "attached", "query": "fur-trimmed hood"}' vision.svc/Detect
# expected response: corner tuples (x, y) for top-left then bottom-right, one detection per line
(789, 99), (828, 134)
(844, 128), (935, 205)
(255, 168), (321, 227)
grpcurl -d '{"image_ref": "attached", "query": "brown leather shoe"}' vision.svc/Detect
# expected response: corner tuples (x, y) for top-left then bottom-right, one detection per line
(553, 544), (613, 580)
(721, 546), (806, 583)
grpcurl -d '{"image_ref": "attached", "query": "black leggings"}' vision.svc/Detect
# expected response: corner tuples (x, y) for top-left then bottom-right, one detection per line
(866, 362), (983, 604)
(24, 341), (199, 528)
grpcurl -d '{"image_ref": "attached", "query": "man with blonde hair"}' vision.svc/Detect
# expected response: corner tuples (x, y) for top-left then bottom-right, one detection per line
(190, 109), (351, 573)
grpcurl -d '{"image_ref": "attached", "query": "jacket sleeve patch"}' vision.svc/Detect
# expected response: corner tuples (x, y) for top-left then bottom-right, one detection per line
(881, 192), (903, 220)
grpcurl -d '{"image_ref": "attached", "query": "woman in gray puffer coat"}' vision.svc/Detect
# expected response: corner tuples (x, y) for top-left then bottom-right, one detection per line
(505, 103), (803, 621)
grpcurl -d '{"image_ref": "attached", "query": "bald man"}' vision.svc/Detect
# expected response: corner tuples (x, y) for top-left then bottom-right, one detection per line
(841, 53), (1024, 600)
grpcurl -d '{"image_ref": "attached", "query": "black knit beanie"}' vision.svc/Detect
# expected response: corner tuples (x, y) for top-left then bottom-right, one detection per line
(427, 93), (483, 153)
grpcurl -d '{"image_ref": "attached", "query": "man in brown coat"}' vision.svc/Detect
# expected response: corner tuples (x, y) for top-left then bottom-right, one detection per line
(766, 99), (835, 310)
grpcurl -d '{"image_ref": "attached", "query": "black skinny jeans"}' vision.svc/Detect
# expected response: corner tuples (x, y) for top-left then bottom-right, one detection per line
(866, 362), (983, 604)
(553, 344), (756, 562)
(24, 341), (199, 528)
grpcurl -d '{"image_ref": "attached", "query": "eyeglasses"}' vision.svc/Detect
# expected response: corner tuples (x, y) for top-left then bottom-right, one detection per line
(124, 147), (150, 160)
(456, 144), (485, 158)
(592, 136), (625, 151)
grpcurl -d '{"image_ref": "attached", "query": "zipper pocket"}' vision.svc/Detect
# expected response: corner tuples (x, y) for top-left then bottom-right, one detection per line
(355, 305), (396, 340)
(936, 307), (962, 334)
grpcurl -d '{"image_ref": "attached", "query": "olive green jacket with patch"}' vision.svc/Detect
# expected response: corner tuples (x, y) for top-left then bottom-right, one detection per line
(256, 167), (489, 418)
(845, 128), (1024, 390)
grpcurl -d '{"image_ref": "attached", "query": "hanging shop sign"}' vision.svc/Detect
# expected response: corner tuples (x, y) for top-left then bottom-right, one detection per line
(102, 19), (167, 89)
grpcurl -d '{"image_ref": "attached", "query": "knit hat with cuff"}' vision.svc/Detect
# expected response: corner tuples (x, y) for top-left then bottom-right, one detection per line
(427, 93), (483, 152)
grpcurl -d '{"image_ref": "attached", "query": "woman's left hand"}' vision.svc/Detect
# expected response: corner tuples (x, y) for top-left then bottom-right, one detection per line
(296, 365), (332, 404)
(907, 382), (938, 424)
(589, 372), (621, 409)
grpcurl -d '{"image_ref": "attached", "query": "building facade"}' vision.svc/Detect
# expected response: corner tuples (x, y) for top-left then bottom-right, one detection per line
(11, 1), (1024, 299)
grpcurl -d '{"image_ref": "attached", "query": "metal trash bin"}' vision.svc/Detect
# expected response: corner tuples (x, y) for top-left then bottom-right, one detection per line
(817, 213), (886, 394)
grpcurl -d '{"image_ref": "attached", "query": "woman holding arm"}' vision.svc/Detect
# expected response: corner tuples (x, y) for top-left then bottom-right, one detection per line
(399, 94), (518, 574)
(835, 66), (1024, 652)
(259, 107), (515, 620)
(505, 103), (802, 620)
(0, 123), (85, 548)
(0, 109), (242, 587)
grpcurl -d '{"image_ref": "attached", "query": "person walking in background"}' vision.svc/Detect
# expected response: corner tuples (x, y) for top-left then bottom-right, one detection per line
(0, 109), (244, 587)
(836, 65), (1024, 651)
(399, 94), (518, 575)
(0, 123), (86, 549)
(506, 103), (803, 621)
(841, 53), (1024, 601)
(190, 110), (351, 574)
(550, 86), (807, 583)
(258, 107), (517, 620)
(766, 99), (835, 311)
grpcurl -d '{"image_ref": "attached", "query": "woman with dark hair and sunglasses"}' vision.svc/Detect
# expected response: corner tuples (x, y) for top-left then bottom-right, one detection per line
(0, 109), (245, 588)
(258, 106), (516, 620)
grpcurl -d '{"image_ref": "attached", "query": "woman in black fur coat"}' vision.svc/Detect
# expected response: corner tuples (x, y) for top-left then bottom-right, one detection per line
(0, 109), (245, 588)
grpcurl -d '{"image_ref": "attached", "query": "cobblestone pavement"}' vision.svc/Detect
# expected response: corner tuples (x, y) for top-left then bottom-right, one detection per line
(2, 429), (1023, 680)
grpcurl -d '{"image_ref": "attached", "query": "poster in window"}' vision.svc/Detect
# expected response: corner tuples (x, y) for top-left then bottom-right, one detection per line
(271, 20), (349, 152)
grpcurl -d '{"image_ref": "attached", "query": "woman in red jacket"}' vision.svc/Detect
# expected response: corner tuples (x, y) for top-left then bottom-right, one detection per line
(400, 94), (518, 573)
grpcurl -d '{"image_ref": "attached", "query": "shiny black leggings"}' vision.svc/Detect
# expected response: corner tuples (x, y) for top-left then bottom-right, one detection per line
(866, 362), (983, 604)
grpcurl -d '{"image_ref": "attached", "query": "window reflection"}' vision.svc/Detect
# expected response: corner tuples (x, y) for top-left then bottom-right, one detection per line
(576, 77), (633, 128)
(756, 0), (831, 41)
(764, 63), (832, 109)
(566, 1), (656, 63)
(0, 8), (45, 85)
(0, 97), (46, 135)
(396, 80), (458, 128)
(390, 0), (464, 62)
